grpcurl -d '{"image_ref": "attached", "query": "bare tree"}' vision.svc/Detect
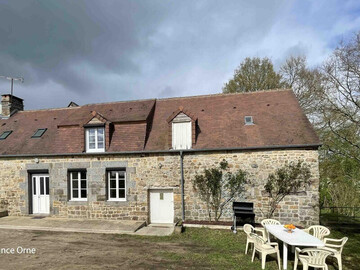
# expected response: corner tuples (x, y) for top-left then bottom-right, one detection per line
(320, 33), (360, 163)
(280, 56), (324, 125)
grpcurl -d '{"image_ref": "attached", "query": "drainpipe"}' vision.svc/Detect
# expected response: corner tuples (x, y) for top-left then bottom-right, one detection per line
(180, 151), (185, 221)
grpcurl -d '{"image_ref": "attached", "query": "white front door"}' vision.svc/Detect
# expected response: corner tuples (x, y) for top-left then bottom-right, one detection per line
(150, 189), (174, 223)
(32, 174), (50, 214)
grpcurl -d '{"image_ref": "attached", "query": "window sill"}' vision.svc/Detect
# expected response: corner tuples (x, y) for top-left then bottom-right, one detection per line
(107, 199), (126, 202)
(86, 149), (105, 153)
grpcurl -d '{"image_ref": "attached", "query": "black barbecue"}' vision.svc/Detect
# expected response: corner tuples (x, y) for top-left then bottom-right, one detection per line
(231, 201), (255, 233)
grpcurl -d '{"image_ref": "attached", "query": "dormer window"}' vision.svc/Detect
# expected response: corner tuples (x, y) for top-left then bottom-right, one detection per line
(86, 127), (105, 153)
(172, 113), (192, 150)
(244, 116), (254, 125)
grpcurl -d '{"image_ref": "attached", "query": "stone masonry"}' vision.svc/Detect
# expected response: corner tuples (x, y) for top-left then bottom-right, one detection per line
(0, 149), (319, 226)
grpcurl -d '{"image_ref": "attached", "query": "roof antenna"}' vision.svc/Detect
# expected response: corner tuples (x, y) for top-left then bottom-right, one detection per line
(0, 75), (24, 103)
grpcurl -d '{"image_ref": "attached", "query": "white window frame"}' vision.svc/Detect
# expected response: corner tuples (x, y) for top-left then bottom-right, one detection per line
(86, 127), (105, 153)
(108, 170), (126, 202)
(172, 121), (192, 150)
(244, 116), (254, 125)
(70, 171), (87, 201)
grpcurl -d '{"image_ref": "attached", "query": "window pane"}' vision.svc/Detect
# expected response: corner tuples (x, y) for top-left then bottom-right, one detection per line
(119, 179), (125, 189)
(40, 177), (44, 195)
(72, 180), (78, 188)
(71, 172), (78, 180)
(89, 143), (96, 149)
(89, 129), (95, 136)
(97, 128), (104, 135)
(81, 180), (86, 189)
(80, 171), (86, 180)
(81, 189), (87, 198)
(119, 189), (125, 198)
(97, 133), (104, 141)
(110, 189), (116, 198)
(32, 129), (46, 138)
(73, 189), (78, 198)
(89, 137), (95, 147)
(118, 171), (125, 178)
(98, 142), (104, 148)
(110, 180), (116, 188)
(33, 177), (36, 195)
(46, 177), (49, 195)
(0, 131), (12, 140)
(109, 171), (117, 179)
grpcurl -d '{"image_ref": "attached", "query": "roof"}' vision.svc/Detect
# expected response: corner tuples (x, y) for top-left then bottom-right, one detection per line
(0, 89), (320, 156)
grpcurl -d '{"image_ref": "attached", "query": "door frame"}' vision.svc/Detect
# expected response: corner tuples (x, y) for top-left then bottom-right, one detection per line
(28, 170), (49, 215)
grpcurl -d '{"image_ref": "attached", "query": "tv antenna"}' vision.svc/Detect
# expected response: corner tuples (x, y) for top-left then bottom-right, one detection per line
(0, 75), (24, 103)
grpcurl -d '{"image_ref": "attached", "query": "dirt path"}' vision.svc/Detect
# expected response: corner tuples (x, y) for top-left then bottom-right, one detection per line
(0, 230), (195, 270)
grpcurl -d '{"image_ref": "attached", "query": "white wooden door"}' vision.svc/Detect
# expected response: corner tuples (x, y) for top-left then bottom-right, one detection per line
(32, 174), (50, 214)
(150, 190), (174, 223)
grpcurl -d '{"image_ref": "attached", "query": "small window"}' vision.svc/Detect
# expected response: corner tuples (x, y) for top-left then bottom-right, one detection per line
(244, 116), (254, 125)
(70, 171), (87, 201)
(0, 130), (12, 140)
(32, 128), (47, 138)
(108, 169), (126, 201)
(86, 127), (105, 153)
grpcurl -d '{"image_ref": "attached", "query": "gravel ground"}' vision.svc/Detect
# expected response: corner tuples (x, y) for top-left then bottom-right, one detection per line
(0, 230), (188, 270)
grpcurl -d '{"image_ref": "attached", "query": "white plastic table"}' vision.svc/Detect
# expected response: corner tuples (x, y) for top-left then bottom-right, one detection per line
(265, 225), (325, 270)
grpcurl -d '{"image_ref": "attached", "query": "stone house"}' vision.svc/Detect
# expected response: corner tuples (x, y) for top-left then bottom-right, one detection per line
(0, 89), (321, 226)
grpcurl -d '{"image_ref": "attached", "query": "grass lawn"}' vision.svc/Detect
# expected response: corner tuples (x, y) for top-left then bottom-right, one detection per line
(129, 226), (360, 270)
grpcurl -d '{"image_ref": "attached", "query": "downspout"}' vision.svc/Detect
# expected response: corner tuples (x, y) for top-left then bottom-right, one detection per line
(180, 150), (185, 221)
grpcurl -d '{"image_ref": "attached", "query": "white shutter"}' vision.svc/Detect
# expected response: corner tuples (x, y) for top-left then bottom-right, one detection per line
(172, 122), (192, 149)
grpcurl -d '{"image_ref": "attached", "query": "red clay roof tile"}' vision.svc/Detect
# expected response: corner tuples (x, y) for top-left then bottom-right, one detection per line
(0, 89), (320, 155)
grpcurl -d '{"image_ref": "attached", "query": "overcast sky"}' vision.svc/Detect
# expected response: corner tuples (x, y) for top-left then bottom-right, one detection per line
(0, 0), (359, 110)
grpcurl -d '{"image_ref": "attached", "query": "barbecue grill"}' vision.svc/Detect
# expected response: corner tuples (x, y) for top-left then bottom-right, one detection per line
(231, 201), (255, 233)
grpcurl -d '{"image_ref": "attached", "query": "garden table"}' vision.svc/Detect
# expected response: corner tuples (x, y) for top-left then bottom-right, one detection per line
(265, 224), (325, 270)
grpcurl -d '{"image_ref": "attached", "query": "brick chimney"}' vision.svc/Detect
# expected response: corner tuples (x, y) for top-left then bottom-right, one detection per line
(1, 94), (24, 117)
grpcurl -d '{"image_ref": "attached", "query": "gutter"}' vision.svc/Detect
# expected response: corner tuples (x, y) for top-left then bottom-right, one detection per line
(0, 143), (322, 158)
(180, 151), (185, 221)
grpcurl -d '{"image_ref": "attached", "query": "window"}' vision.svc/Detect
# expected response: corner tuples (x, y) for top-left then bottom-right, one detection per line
(244, 116), (254, 125)
(0, 130), (12, 140)
(108, 170), (126, 201)
(70, 171), (87, 201)
(86, 127), (105, 152)
(32, 128), (47, 138)
(172, 121), (192, 149)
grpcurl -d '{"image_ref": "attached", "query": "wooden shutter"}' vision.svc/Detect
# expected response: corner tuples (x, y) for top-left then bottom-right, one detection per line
(172, 122), (192, 149)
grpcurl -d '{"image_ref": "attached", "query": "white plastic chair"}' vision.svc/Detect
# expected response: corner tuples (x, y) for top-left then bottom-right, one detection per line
(303, 225), (330, 241)
(251, 233), (281, 270)
(261, 219), (281, 242)
(321, 237), (348, 270)
(243, 224), (266, 254)
(294, 247), (332, 270)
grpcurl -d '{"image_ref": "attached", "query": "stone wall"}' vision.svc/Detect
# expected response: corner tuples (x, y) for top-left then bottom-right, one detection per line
(182, 150), (320, 226)
(0, 148), (319, 226)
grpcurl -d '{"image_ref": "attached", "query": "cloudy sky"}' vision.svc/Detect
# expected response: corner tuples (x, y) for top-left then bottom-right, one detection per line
(0, 0), (359, 110)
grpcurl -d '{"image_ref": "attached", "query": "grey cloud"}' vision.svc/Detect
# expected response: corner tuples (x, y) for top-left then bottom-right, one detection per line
(0, 0), (357, 109)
